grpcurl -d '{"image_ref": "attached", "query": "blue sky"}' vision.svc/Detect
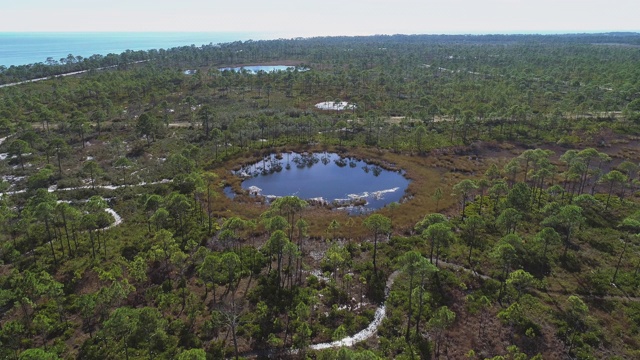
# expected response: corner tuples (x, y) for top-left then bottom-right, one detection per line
(2, 0), (638, 36)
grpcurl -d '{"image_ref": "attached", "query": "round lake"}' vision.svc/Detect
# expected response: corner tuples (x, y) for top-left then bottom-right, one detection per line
(219, 65), (302, 73)
(232, 153), (410, 212)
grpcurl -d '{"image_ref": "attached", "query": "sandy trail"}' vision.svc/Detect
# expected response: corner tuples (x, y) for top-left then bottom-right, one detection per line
(1, 179), (171, 231)
(301, 260), (488, 352)
(104, 208), (123, 230)
(0, 60), (148, 88)
(308, 270), (400, 350)
(292, 257), (640, 354)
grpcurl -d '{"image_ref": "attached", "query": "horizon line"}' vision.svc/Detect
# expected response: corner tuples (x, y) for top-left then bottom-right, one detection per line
(1, 30), (639, 36)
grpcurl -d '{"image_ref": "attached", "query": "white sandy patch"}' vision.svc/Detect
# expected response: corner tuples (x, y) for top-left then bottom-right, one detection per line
(52, 179), (172, 193)
(315, 101), (356, 111)
(2, 175), (26, 183)
(308, 269), (331, 283)
(104, 208), (123, 230)
(371, 187), (400, 200)
(310, 305), (386, 350)
(308, 197), (328, 205)
(336, 187), (400, 204)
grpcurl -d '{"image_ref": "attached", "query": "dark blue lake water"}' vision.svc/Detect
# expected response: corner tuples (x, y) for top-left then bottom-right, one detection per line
(0, 32), (261, 67)
(219, 65), (301, 73)
(234, 153), (410, 212)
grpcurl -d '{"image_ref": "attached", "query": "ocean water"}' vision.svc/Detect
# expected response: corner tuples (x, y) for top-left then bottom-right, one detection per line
(0, 32), (262, 67)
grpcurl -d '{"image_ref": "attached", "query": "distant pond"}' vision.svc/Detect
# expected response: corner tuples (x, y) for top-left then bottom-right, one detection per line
(218, 65), (306, 73)
(228, 152), (410, 213)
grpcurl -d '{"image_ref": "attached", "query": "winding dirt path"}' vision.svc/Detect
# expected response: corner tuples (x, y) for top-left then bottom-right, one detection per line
(103, 208), (123, 230)
(1, 179), (171, 230)
(299, 258), (640, 354)
(238, 255), (640, 358)
(238, 270), (401, 358)
(309, 270), (400, 350)
(436, 259), (640, 303)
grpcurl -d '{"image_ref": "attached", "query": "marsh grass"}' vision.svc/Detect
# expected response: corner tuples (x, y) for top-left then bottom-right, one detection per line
(211, 144), (465, 236)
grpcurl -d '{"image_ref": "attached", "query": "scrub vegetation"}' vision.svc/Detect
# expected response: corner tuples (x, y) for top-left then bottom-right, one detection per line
(1, 33), (640, 359)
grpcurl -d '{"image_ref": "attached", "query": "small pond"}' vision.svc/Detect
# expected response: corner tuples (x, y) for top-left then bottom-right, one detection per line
(223, 185), (236, 199)
(218, 65), (305, 73)
(229, 152), (410, 213)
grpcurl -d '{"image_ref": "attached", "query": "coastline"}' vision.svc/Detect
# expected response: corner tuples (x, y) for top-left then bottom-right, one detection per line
(0, 31), (264, 67)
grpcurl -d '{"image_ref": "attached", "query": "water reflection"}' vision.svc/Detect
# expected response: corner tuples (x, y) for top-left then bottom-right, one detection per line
(218, 65), (307, 73)
(223, 186), (236, 199)
(230, 153), (410, 213)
